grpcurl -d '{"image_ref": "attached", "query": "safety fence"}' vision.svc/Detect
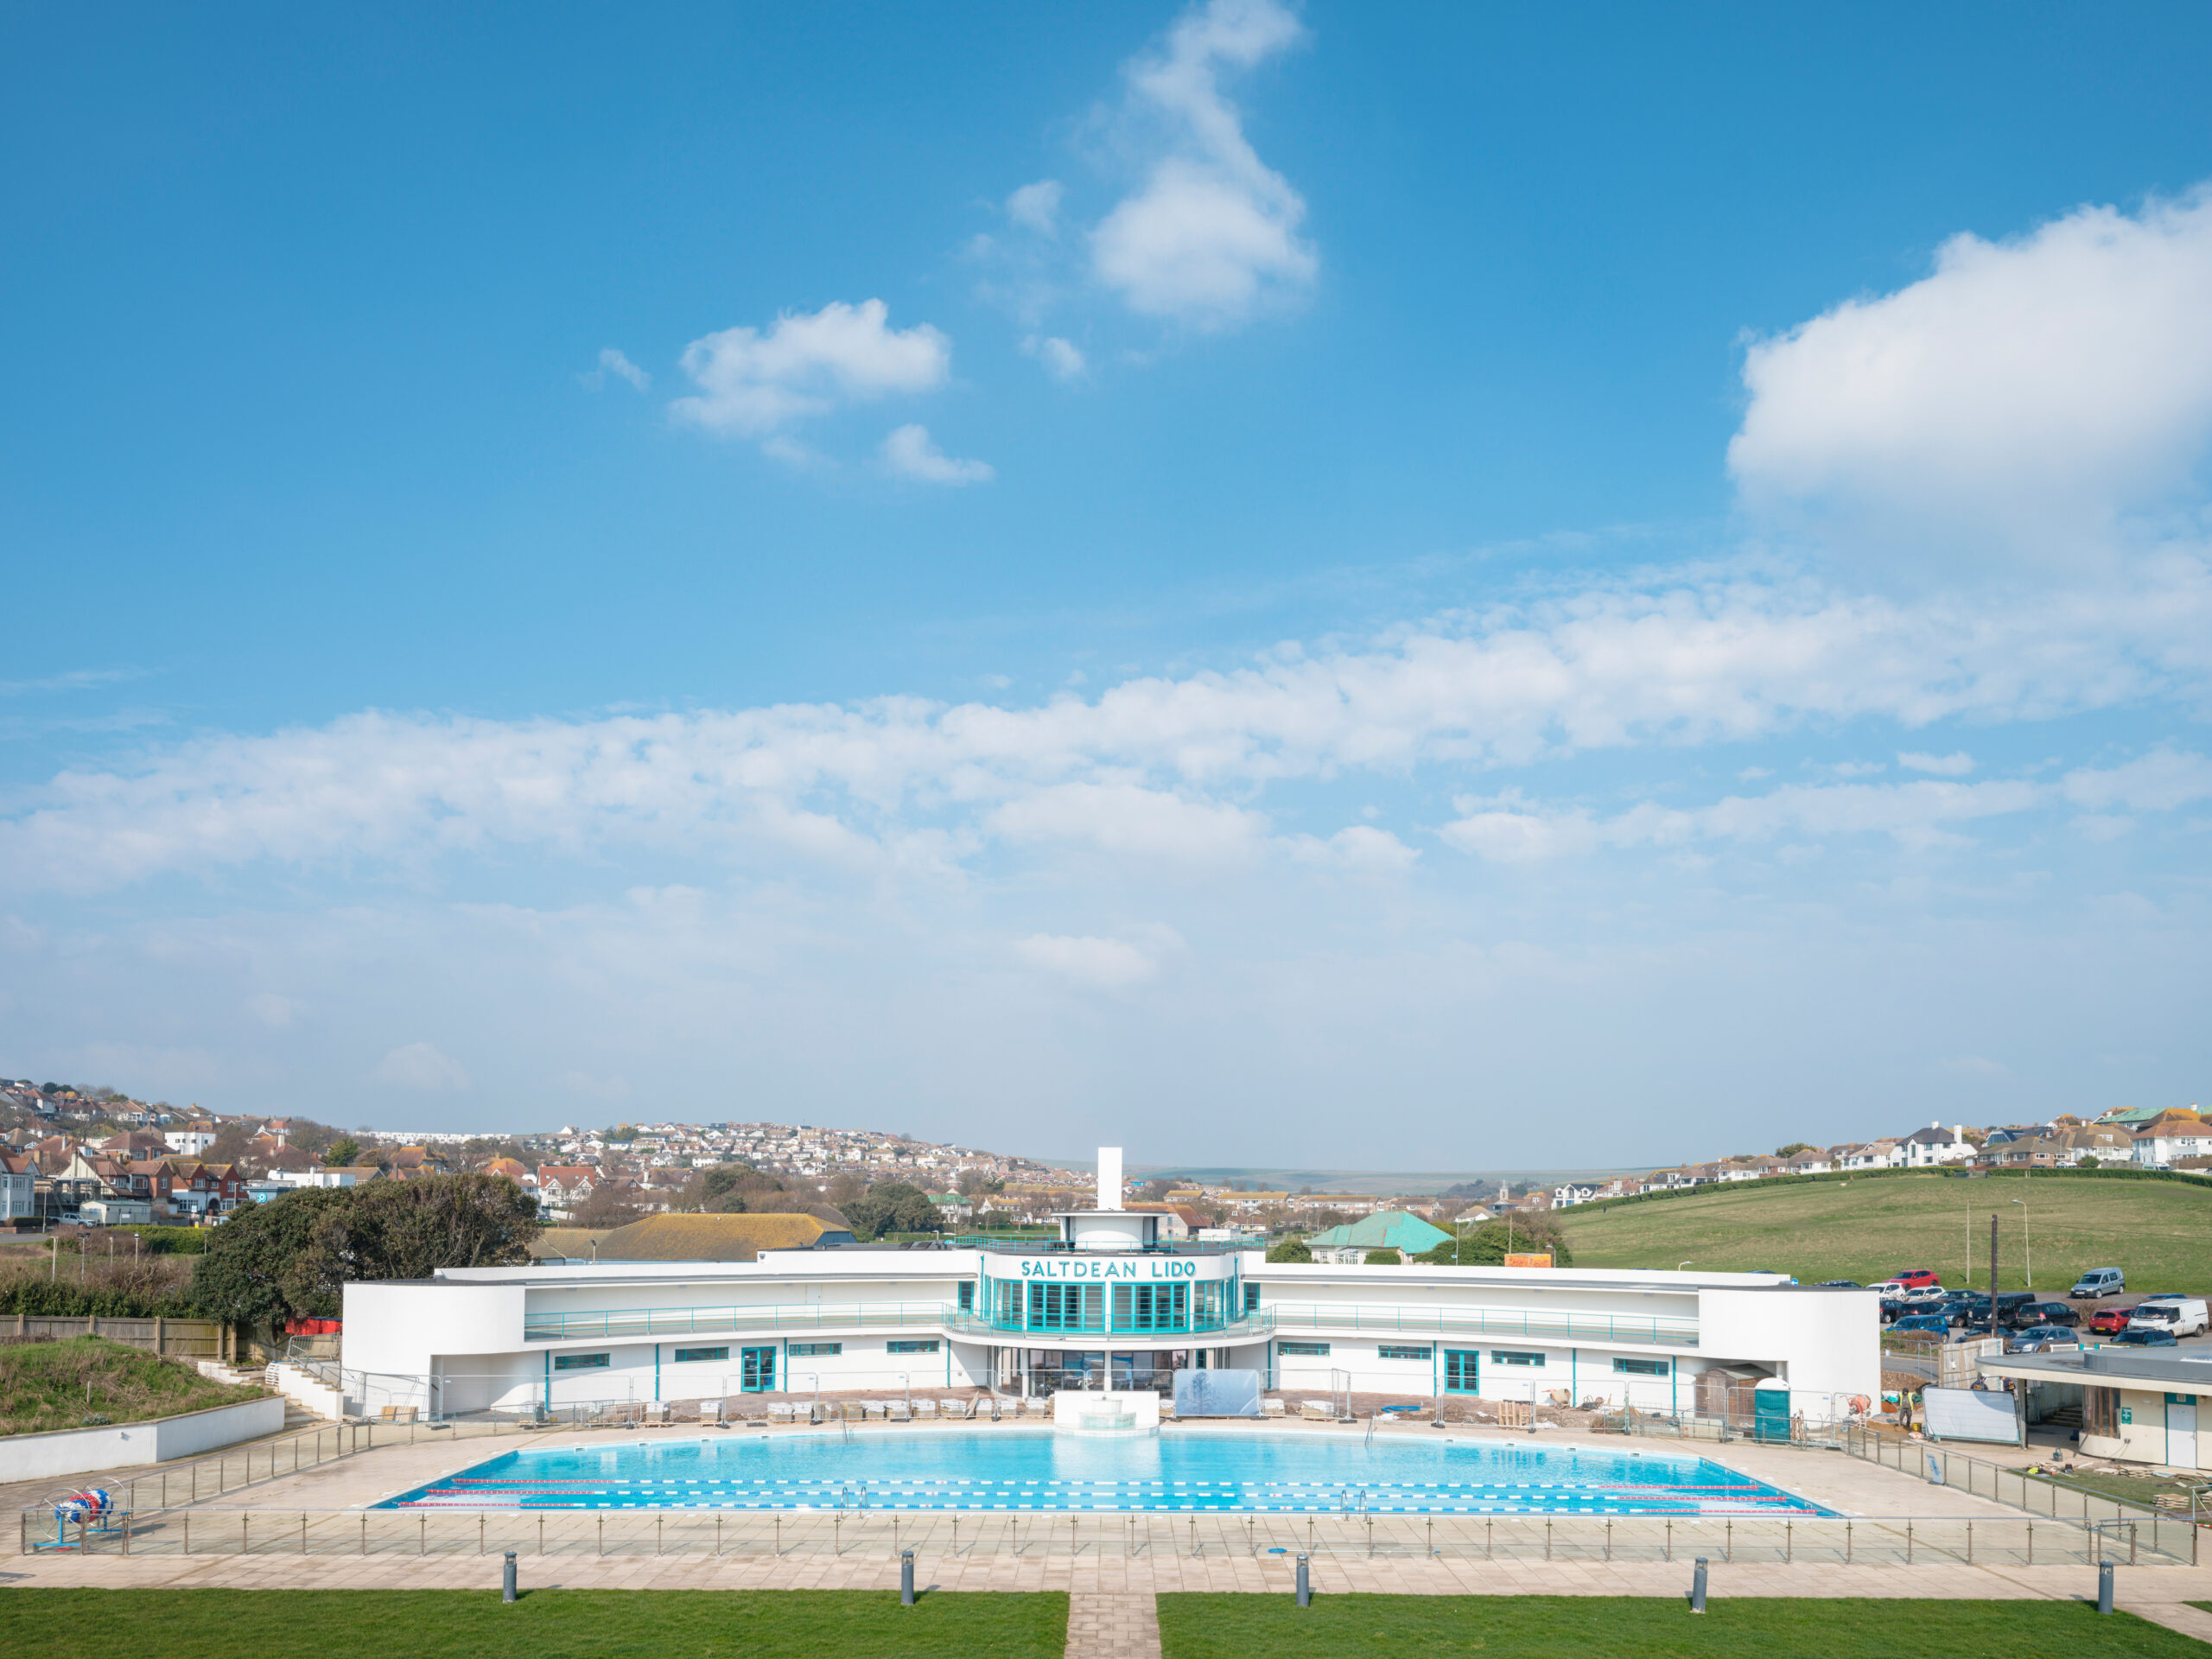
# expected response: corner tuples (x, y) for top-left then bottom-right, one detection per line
(18, 1505), (2185, 1567)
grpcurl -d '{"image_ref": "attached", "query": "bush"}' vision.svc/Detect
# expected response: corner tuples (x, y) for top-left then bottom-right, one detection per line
(1363, 1248), (1402, 1265)
(1415, 1219), (1574, 1268)
(1265, 1236), (1313, 1263)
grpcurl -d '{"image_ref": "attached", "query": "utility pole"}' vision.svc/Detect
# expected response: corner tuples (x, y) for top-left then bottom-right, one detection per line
(1989, 1213), (1999, 1296)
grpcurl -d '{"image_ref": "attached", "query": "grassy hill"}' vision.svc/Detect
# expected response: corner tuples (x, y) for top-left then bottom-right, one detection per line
(0, 1337), (266, 1438)
(1554, 1173), (2212, 1293)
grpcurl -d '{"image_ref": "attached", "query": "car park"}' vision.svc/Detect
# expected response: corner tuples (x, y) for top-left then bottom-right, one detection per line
(2125, 1297), (2210, 1337)
(2111, 1327), (2180, 1347)
(2069, 1267), (2126, 1299)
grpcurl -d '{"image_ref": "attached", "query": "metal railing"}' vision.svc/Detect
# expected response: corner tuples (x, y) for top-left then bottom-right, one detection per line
(944, 1310), (1275, 1342)
(20, 1504), (2184, 1567)
(523, 1300), (957, 1343)
(1264, 1303), (1700, 1349)
(956, 1236), (1254, 1255)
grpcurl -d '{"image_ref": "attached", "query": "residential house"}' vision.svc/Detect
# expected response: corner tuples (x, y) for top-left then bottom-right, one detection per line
(2135, 1120), (2212, 1168)
(1833, 1141), (1904, 1171)
(0, 1150), (34, 1223)
(1898, 1124), (1977, 1167)
(99, 1129), (173, 1159)
(1977, 1137), (2065, 1171)
(166, 1121), (219, 1157)
(384, 1145), (454, 1177)
(1301, 1210), (1454, 1263)
(1779, 1149), (1833, 1175)
(928, 1192), (975, 1224)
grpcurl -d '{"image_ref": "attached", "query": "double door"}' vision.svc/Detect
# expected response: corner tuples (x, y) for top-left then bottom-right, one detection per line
(740, 1345), (777, 1392)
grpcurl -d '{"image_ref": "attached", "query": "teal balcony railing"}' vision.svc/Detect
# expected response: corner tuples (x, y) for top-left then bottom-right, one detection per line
(1262, 1303), (1699, 1349)
(523, 1301), (957, 1343)
(943, 1309), (1276, 1343)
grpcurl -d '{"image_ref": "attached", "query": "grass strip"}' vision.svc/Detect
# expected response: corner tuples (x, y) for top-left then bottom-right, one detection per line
(0, 1589), (1068, 1659)
(0, 1337), (262, 1436)
(1156, 1593), (2209, 1657)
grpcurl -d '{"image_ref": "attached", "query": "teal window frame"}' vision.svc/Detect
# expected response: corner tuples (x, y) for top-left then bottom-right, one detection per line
(1280, 1340), (1330, 1357)
(671, 1345), (729, 1363)
(1491, 1350), (1545, 1367)
(1244, 1284), (1261, 1313)
(1028, 1281), (1104, 1332)
(887, 1338), (940, 1354)
(553, 1352), (610, 1371)
(1378, 1344), (1433, 1360)
(1614, 1357), (1669, 1376)
(958, 1281), (975, 1312)
(1444, 1350), (1479, 1392)
(788, 1342), (842, 1357)
(739, 1345), (776, 1391)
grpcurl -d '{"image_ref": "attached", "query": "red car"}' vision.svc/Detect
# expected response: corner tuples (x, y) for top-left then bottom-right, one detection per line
(1891, 1268), (1942, 1289)
(2086, 1305), (2133, 1336)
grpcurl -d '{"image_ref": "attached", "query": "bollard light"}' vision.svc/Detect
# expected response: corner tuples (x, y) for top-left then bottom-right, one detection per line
(1295, 1552), (1311, 1608)
(1689, 1555), (1707, 1614)
(2097, 1560), (2113, 1615)
(502, 1549), (518, 1604)
(901, 1547), (916, 1606)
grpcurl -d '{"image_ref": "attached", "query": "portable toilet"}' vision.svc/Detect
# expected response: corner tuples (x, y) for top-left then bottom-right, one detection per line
(1752, 1377), (1792, 1443)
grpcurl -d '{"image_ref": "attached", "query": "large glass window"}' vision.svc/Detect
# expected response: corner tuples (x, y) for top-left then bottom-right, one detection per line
(1113, 1282), (1189, 1332)
(1192, 1281), (1225, 1328)
(1029, 1281), (1104, 1332)
(993, 1280), (1023, 1325)
(958, 1281), (975, 1312)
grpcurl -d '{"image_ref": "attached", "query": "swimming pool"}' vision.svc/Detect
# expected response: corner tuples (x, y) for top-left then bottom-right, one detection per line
(378, 1427), (1832, 1516)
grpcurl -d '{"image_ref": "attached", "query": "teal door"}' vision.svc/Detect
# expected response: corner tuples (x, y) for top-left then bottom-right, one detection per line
(1445, 1350), (1479, 1393)
(1753, 1388), (1790, 1442)
(741, 1346), (777, 1392)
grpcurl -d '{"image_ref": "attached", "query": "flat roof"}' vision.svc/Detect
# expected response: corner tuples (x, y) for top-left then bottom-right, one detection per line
(1982, 1348), (2212, 1391)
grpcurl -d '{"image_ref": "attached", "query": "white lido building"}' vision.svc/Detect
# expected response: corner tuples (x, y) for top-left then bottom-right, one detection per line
(342, 1148), (1877, 1422)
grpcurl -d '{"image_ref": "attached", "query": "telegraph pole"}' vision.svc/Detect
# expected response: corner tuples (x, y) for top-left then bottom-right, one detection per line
(1989, 1213), (1999, 1295)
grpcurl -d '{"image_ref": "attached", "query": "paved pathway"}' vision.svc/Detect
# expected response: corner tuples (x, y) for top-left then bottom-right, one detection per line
(1065, 1592), (1160, 1658)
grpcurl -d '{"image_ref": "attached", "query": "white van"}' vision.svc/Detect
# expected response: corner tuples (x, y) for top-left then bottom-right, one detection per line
(2126, 1297), (2210, 1337)
(2069, 1267), (2126, 1300)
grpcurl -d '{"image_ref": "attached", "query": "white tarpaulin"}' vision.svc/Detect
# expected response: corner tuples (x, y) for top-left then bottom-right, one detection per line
(1173, 1369), (1262, 1417)
(1923, 1385), (2021, 1445)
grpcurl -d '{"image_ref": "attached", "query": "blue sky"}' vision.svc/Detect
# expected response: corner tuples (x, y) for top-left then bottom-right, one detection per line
(4, 2), (2210, 1166)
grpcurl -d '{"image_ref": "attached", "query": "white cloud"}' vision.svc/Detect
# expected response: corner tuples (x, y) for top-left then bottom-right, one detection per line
(1731, 188), (2212, 572)
(1007, 180), (1064, 236)
(1023, 334), (1087, 381)
(671, 300), (952, 440)
(1087, 0), (1315, 328)
(988, 782), (1266, 862)
(2061, 748), (2212, 812)
(1899, 751), (1974, 775)
(373, 1042), (471, 1092)
(880, 423), (995, 486)
(245, 993), (299, 1029)
(1287, 824), (1419, 874)
(582, 347), (651, 392)
(1013, 932), (1161, 989)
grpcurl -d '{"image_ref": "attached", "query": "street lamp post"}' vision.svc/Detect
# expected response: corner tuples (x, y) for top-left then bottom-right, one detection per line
(2009, 1199), (2031, 1292)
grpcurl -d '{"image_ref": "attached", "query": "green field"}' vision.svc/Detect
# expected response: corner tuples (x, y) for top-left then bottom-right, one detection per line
(1554, 1173), (2212, 1292)
(1154, 1595), (2206, 1658)
(0, 1591), (1068, 1659)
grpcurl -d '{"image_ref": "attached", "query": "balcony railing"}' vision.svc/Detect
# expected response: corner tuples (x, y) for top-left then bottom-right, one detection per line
(957, 1235), (1255, 1255)
(523, 1301), (957, 1343)
(941, 1309), (1277, 1343)
(1264, 1303), (1700, 1350)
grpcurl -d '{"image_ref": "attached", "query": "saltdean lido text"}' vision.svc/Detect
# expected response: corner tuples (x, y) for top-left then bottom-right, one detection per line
(1013, 1255), (1208, 1280)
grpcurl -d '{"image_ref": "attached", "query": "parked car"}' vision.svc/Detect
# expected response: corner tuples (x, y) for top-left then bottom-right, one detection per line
(2111, 1327), (2180, 1348)
(2086, 1305), (2134, 1336)
(2009, 1325), (2081, 1353)
(2069, 1267), (2126, 1299)
(1898, 1286), (1949, 1306)
(1945, 1292), (1993, 1328)
(1891, 1314), (1951, 1336)
(2016, 1301), (2080, 1328)
(1891, 1268), (1942, 1289)
(2126, 1297), (2211, 1337)
(1816, 1280), (1863, 1289)
(1991, 1292), (2040, 1329)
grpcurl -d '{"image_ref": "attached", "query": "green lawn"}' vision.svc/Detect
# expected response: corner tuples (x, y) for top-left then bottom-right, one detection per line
(0, 1337), (264, 1437)
(1555, 1173), (2212, 1292)
(1156, 1595), (2207, 1657)
(0, 1591), (1067, 1659)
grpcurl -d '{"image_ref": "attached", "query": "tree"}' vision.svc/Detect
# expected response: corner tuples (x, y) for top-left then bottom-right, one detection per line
(1414, 1217), (1573, 1268)
(2078, 1155), (2101, 1170)
(195, 1175), (541, 1332)
(843, 1180), (942, 1241)
(1364, 1247), (1402, 1265)
(322, 1137), (361, 1168)
(1266, 1236), (1313, 1263)
(1773, 1142), (1814, 1158)
(569, 1185), (646, 1230)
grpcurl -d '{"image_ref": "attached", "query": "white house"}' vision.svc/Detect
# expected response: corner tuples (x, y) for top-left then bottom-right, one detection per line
(0, 1151), (35, 1221)
(2134, 1128), (2212, 1167)
(165, 1122), (219, 1157)
(1898, 1124), (1976, 1167)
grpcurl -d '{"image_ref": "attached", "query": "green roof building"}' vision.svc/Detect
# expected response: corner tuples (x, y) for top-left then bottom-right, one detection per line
(1302, 1210), (1452, 1262)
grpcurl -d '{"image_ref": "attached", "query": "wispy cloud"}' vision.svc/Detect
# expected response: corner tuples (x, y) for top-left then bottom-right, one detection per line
(671, 300), (953, 452)
(880, 423), (995, 486)
(580, 347), (652, 392)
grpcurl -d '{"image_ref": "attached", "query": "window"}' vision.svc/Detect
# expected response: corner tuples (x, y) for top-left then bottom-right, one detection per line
(1279, 1341), (1331, 1357)
(672, 1346), (728, 1363)
(1378, 1344), (1433, 1361)
(1192, 1281), (1225, 1327)
(993, 1279), (1022, 1325)
(1244, 1284), (1262, 1313)
(553, 1352), (610, 1371)
(1491, 1350), (1545, 1367)
(1112, 1281), (1188, 1332)
(958, 1281), (975, 1312)
(1613, 1357), (1669, 1376)
(887, 1339), (940, 1354)
(1444, 1350), (1478, 1392)
(1029, 1281), (1104, 1332)
(788, 1342), (842, 1357)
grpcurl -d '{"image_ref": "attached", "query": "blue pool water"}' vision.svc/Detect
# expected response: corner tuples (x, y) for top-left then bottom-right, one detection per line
(378, 1428), (1832, 1516)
